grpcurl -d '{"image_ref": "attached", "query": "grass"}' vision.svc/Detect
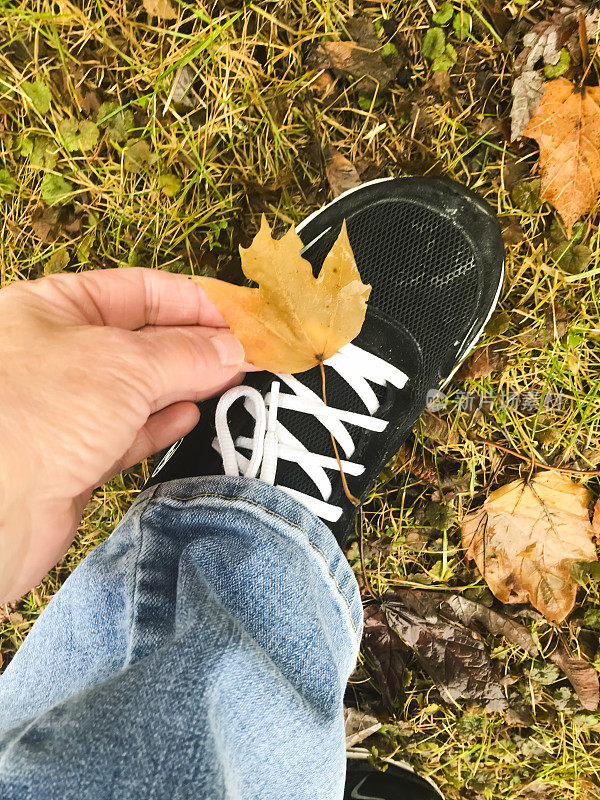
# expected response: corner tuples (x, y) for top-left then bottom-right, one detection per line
(1, 0), (600, 797)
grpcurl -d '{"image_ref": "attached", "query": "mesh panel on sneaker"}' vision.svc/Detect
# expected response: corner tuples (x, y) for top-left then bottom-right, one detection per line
(299, 197), (480, 403)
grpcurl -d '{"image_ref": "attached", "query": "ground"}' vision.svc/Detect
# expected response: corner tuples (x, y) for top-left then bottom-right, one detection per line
(1, 1), (600, 798)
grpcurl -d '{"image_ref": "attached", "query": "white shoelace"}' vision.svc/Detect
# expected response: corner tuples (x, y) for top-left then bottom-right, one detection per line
(213, 343), (409, 523)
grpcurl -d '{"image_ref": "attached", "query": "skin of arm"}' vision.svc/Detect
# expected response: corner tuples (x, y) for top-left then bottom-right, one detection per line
(0, 267), (246, 602)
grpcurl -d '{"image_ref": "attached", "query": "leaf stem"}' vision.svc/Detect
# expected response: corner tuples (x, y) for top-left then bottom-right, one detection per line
(318, 360), (361, 506)
(317, 361), (374, 597)
(579, 13), (590, 84)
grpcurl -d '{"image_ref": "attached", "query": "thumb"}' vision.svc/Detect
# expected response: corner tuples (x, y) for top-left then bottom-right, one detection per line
(135, 327), (246, 411)
(117, 401), (200, 471)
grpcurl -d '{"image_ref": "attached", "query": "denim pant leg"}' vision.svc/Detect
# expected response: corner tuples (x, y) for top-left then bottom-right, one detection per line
(0, 476), (362, 800)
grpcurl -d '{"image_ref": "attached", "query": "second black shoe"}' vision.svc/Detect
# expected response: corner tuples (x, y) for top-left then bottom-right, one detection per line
(147, 176), (504, 546)
(344, 750), (443, 800)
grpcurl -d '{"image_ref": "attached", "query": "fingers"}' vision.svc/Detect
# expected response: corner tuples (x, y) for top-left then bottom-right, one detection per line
(134, 325), (247, 411)
(34, 267), (229, 330)
(118, 401), (200, 471)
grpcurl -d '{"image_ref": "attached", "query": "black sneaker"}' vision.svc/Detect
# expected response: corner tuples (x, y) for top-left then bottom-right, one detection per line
(345, 751), (443, 799)
(147, 176), (504, 545)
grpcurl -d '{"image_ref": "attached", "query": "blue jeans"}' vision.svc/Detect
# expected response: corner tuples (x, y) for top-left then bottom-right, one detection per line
(0, 477), (362, 799)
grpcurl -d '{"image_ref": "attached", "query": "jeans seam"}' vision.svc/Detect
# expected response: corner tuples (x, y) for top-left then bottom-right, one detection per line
(158, 491), (360, 644)
(125, 484), (161, 665)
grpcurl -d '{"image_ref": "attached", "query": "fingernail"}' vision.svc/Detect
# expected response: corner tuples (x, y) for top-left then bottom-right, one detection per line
(242, 361), (262, 372)
(210, 332), (245, 366)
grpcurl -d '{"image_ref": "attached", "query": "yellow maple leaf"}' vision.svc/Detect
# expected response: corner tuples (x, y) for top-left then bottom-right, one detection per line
(523, 78), (600, 235)
(461, 471), (597, 623)
(195, 215), (371, 373)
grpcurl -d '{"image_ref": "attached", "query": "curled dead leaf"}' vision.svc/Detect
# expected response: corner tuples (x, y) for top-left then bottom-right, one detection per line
(324, 143), (361, 198)
(547, 642), (599, 711)
(388, 590), (599, 710)
(454, 341), (509, 380)
(419, 412), (459, 446)
(311, 70), (336, 98)
(461, 471), (597, 622)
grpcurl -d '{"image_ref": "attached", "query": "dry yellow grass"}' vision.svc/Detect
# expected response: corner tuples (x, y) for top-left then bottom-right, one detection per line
(1, 1), (600, 796)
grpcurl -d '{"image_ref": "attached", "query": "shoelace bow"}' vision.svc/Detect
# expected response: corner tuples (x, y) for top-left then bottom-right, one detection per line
(214, 343), (409, 522)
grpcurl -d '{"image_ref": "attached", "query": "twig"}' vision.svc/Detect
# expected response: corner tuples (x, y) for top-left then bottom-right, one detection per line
(579, 12), (590, 85)
(473, 435), (600, 476)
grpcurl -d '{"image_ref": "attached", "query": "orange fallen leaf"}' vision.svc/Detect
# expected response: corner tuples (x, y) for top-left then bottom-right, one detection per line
(523, 78), (600, 235)
(461, 471), (597, 623)
(195, 215), (370, 373)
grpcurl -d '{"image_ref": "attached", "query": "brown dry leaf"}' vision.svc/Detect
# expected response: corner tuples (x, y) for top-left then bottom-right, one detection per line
(196, 215), (370, 373)
(517, 305), (569, 348)
(31, 206), (62, 242)
(311, 70), (336, 98)
(500, 216), (525, 246)
(384, 591), (508, 711)
(308, 40), (395, 93)
(455, 341), (509, 380)
(419, 412), (459, 446)
(325, 143), (361, 198)
(510, 9), (597, 140)
(413, 590), (598, 709)
(523, 78), (600, 235)
(390, 442), (439, 486)
(548, 642), (599, 711)
(142, 0), (177, 18)
(461, 471), (597, 622)
(429, 71), (451, 94)
(344, 17), (381, 50)
(361, 604), (407, 712)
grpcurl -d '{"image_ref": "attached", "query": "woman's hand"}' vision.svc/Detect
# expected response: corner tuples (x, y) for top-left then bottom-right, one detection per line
(0, 267), (246, 602)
